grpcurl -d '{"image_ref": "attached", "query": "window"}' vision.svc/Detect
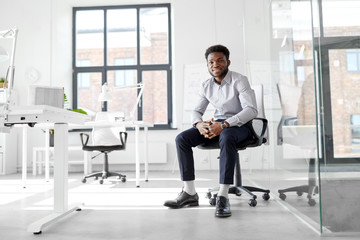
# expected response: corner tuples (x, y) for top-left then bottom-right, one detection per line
(347, 50), (360, 73)
(73, 4), (172, 128)
(351, 114), (360, 153)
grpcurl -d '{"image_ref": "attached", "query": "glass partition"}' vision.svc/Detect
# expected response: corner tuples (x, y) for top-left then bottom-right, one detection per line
(314, 0), (360, 235)
(248, 0), (360, 236)
(245, 0), (321, 234)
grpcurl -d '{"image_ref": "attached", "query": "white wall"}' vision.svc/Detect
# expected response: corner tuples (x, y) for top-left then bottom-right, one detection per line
(0, 0), (275, 173)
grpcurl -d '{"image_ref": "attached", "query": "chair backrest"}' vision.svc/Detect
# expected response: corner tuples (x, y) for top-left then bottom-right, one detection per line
(92, 112), (126, 146)
(251, 84), (268, 144)
(252, 84), (265, 119)
(198, 84), (268, 150)
(276, 83), (301, 144)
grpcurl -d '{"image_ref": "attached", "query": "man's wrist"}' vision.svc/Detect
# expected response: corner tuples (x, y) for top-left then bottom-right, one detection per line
(193, 122), (199, 128)
(220, 121), (230, 129)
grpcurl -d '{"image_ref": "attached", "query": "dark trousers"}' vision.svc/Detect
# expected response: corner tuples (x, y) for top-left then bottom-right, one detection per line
(175, 124), (251, 184)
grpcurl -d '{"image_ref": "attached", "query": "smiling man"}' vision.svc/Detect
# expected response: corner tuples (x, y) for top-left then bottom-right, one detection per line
(164, 45), (258, 217)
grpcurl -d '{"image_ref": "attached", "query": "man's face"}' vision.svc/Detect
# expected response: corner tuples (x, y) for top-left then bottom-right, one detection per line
(206, 52), (230, 80)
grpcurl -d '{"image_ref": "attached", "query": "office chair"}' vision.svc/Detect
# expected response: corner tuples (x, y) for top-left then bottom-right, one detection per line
(276, 83), (318, 206)
(80, 112), (127, 184)
(198, 84), (270, 207)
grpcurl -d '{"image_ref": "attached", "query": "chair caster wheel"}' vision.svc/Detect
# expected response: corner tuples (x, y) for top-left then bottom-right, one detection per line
(95, 176), (98, 180)
(206, 192), (212, 199)
(121, 177), (126, 182)
(296, 191), (303, 196)
(209, 198), (216, 206)
(308, 198), (316, 206)
(262, 193), (270, 201)
(248, 199), (257, 207)
(33, 231), (42, 235)
(99, 179), (104, 184)
(81, 178), (86, 183)
(279, 193), (286, 200)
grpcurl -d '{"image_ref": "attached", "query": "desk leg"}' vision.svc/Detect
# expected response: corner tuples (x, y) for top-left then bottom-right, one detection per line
(27, 123), (82, 234)
(22, 127), (27, 188)
(144, 126), (149, 182)
(135, 125), (140, 187)
(45, 130), (50, 182)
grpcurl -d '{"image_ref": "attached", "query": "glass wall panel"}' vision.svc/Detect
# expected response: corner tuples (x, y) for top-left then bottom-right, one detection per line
(315, 0), (360, 234)
(254, 0), (322, 233)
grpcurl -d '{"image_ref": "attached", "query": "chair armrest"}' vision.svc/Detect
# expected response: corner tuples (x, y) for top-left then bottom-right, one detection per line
(119, 132), (128, 148)
(247, 117), (268, 145)
(79, 133), (90, 147)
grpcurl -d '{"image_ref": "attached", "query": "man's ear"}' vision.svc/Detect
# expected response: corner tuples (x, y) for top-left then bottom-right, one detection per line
(227, 60), (231, 66)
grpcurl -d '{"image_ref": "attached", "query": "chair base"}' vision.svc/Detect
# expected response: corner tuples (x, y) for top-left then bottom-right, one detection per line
(82, 171), (126, 184)
(207, 185), (270, 207)
(277, 158), (318, 206)
(278, 184), (318, 206)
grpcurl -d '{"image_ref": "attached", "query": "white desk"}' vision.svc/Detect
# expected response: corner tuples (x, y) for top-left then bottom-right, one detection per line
(23, 120), (154, 188)
(3, 105), (89, 234)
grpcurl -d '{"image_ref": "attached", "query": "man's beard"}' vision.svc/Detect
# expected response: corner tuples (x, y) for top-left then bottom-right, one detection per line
(209, 66), (228, 79)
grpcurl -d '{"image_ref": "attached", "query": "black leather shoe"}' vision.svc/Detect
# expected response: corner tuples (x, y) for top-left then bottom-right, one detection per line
(164, 191), (199, 208)
(215, 196), (231, 217)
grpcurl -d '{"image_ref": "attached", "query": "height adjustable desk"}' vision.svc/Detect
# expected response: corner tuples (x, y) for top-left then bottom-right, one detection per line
(3, 105), (89, 234)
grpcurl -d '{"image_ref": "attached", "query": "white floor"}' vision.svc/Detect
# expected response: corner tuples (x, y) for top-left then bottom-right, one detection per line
(0, 170), (359, 240)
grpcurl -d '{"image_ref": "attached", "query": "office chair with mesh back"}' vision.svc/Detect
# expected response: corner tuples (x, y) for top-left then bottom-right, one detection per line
(80, 112), (128, 184)
(198, 84), (270, 207)
(276, 83), (318, 206)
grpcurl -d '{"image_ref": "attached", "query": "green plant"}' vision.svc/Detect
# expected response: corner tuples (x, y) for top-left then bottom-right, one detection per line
(0, 77), (5, 83)
(63, 93), (87, 115)
(70, 108), (87, 115)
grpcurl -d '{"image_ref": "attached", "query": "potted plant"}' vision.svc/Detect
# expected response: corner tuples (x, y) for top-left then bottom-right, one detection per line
(0, 77), (8, 88)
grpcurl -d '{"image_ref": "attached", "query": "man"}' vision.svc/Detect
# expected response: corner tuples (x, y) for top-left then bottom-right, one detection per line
(164, 45), (257, 217)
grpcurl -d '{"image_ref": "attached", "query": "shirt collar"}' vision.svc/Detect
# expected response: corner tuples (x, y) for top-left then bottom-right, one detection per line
(212, 70), (231, 86)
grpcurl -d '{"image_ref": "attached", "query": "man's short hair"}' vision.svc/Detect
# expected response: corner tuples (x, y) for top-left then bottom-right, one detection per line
(205, 45), (230, 61)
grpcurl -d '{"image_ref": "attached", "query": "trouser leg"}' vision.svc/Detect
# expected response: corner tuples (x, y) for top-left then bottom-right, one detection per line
(218, 125), (251, 184)
(175, 128), (212, 181)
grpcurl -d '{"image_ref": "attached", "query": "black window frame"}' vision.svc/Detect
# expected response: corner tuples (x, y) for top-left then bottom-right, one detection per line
(72, 4), (173, 129)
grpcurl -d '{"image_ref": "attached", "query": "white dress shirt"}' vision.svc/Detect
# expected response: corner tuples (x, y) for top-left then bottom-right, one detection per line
(191, 70), (257, 127)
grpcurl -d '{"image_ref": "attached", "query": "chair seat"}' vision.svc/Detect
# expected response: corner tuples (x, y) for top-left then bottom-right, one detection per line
(197, 137), (266, 150)
(82, 144), (125, 152)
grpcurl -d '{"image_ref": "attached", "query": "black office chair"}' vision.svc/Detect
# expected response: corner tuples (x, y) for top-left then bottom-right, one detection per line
(198, 84), (270, 207)
(276, 83), (318, 206)
(80, 112), (128, 184)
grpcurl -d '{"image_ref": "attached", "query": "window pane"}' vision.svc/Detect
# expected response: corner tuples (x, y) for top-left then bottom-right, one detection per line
(329, 49), (360, 157)
(346, 51), (360, 72)
(77, 72), (102, 112)
(142, 71), (167, 124)
(323, 1), (360, 37)
(107, 70), (138, 120)
(76, 10), (104, 66)
(140, 8), (169, 64)
(107, 9), (137, 66)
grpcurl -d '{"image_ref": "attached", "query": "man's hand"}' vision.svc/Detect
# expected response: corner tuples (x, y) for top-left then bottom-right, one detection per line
(196, 119), (223, 139)
(207, 118), (223, 139)
(195, 121), (212, 137)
